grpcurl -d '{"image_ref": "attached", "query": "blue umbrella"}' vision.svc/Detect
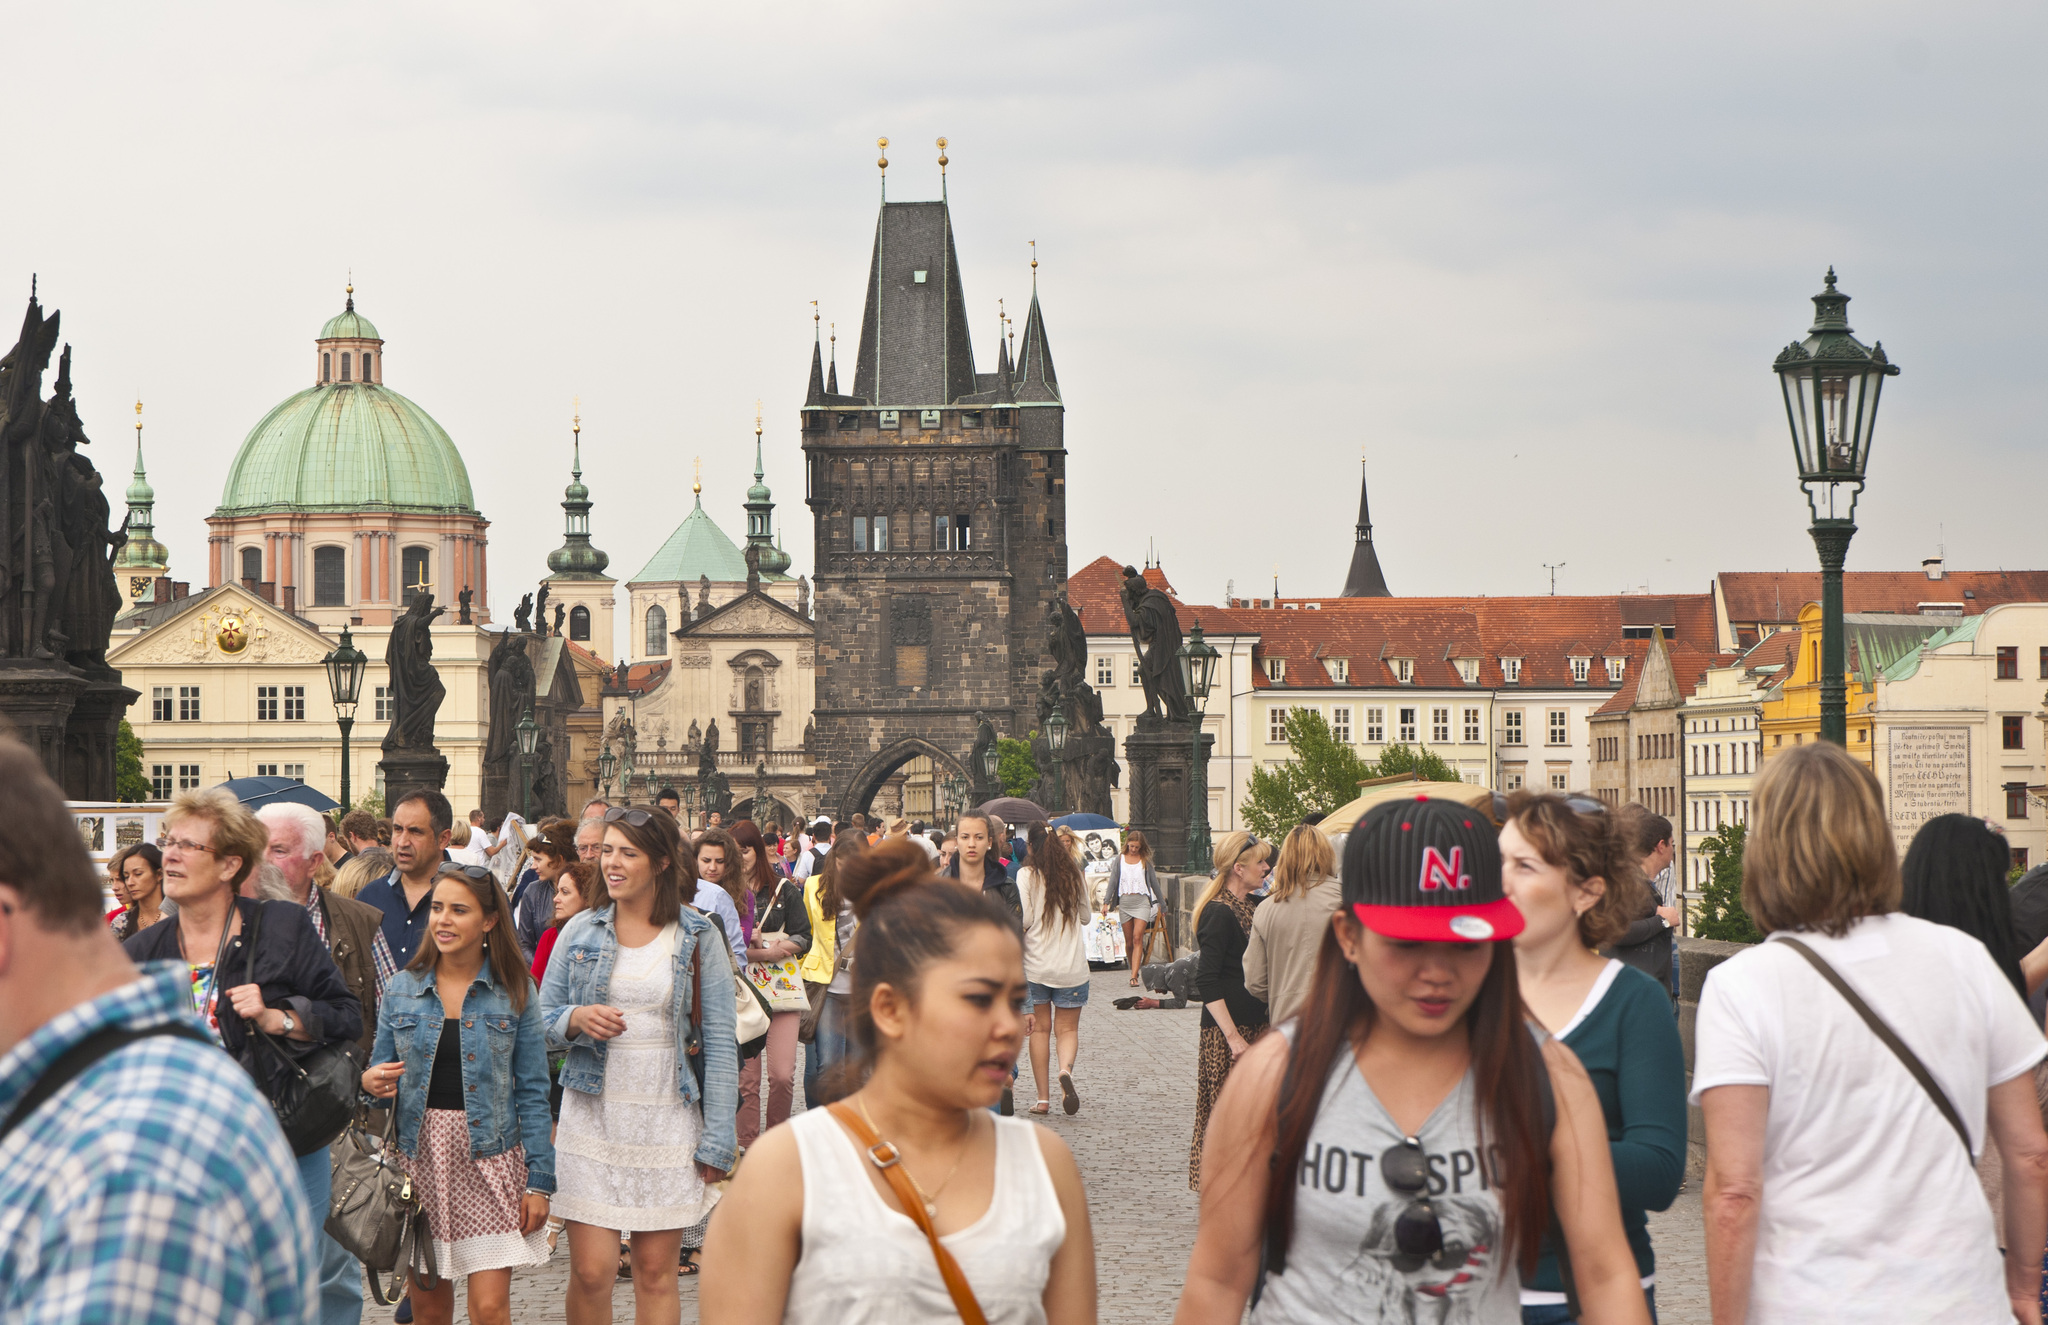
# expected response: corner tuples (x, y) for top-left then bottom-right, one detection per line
(1050, 812), (1119, 831)
(217, 776), (341, 813)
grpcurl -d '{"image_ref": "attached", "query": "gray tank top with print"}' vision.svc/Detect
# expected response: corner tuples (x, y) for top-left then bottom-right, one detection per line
(1253, 1047), (1520, 1325)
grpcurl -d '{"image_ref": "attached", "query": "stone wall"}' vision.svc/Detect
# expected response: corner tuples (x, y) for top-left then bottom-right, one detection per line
(1678, 936), (1751, 1176)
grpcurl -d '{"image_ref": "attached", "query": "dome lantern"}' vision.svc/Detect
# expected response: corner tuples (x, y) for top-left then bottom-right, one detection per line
(314, 281), (384, 387)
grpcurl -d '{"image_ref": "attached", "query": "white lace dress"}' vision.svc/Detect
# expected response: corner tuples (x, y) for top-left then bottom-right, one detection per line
(551, 923), (718, 1231)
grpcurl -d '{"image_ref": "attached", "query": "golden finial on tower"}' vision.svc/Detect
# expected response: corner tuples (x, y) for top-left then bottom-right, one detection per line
(134, 398), (143, 435)
(877, 136), (889, 169)
(754, 400), (763, 437)
(1029, 239), (1037, 272)
(937, 136), (948, 171)
(573, 394), (581, 435)
(693, 456), (702, 496)
(829, 322), (835, 350)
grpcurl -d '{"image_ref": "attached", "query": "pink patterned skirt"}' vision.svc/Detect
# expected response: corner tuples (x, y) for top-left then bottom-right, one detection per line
(399, 1108), (552, 1278)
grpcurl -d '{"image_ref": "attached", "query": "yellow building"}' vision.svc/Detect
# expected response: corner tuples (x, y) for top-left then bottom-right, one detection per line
(1757, 602), (1950, 768)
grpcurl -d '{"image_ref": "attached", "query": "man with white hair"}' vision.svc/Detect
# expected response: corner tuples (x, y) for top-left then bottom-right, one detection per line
(255, 803), (395, 1065)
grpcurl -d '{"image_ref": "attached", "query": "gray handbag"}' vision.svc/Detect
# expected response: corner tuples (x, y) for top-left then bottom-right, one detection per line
(326, 1107), (437, 1306)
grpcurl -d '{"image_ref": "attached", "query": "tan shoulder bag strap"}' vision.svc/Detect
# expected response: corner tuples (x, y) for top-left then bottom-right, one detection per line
(826, 1101), (988, 1325)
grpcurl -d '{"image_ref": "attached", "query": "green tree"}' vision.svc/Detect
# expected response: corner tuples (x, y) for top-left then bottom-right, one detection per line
(115, 719), (152, 803)
(1692, 821), (1759, 943)
(1239, 710), (1465, 837)
(996, 735), (1039, 799)
(350, 789), (386, 818)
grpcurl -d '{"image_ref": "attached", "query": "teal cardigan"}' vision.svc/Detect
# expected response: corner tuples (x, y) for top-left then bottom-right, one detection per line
(1529, 962), (1688, 1290)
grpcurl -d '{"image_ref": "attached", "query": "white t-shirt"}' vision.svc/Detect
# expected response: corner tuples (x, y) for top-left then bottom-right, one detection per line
(1017, 866), (1090, 990)
(1117, 859), (1152, 899)
(1692, 914), (2046, 1322)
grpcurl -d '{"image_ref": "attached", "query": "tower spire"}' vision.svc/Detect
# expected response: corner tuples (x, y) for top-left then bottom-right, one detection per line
(113, 396), (170, 603)
(1338, 454), (1392, 597)
(744, 403), (791, 578)
(826, 322), (839, 395)
(546, 397), (610, 580)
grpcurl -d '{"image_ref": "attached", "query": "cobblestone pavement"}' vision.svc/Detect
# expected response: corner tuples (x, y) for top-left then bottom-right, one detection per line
(421, 964), (1707, 1322)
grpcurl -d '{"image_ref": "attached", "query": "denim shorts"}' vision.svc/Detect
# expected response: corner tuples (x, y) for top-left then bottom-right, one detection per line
(1521, 1286), (1655, 1324)
(1026, 980), (1091, 1009)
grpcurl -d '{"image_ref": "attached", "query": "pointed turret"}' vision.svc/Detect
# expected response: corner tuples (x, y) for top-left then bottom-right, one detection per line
(744, 406), (792, 577)
(546, 413), (611, 579)
(1339, 460), (1392, 598)
(113, 399), (170, 605)
(805, 335), (826, 408)
(1014, 289), (1060, 404)
(826, 322), (839, 395)
(851, 199), (978, 405)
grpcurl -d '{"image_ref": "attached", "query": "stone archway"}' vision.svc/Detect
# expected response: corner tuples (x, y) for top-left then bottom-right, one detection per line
(842, 737), (972, 822)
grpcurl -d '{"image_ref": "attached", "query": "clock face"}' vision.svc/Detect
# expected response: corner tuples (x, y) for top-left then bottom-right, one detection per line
(216, 614), (249, 654)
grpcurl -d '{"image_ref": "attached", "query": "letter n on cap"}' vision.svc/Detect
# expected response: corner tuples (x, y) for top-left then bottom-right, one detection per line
(1419, 845), (1471, 891)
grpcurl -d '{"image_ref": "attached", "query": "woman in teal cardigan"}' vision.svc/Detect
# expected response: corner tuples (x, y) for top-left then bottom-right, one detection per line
(1499, 793), (1688, 1323)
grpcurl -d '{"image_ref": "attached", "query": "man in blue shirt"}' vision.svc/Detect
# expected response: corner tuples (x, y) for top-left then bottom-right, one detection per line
(357, 789), (453, 968)
(0, 738), (315, 1322)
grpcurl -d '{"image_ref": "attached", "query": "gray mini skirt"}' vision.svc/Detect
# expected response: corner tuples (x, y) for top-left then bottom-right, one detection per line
(1118, 893), (1156, 923)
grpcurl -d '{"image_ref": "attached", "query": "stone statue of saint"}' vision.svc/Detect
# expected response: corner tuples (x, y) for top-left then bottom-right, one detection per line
(797, 575), (810, 618)
(457, 587), (473, 625)
(485, 630), (535, 764)
(513, 593), (533, 634)
(698, 719), (731, 816)
(968, 710), (997, 794)
(686, 717), (701, 749)
(1120, 564), (1190, 723)
(382, 592), (446, 753)
(533, 583), (551, 636)
(1046, 590), (1087, 692)
(552, 602), (566, 636)
(696, 574), (713, 621)
(530, 727), (561, 817)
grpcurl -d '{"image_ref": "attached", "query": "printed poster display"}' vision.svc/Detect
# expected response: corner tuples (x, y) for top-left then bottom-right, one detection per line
(1887, 726), (1971, 850)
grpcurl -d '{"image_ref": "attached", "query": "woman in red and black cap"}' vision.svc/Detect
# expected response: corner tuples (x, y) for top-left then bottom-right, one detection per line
(1171, 795), (1650, 1325)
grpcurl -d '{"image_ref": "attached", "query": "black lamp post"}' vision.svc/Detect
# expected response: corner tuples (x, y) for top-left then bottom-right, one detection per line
(1044, 708), (1068, 812)
(1178, 621), (1221, 873)
(598, 744), (616, 799)
(981, 740), (1003, 802)
(1773, 268), (1900, 746)
(517, 707), (539, 820)
(322, 627), (369, 810)
(681, 779), (698, 832)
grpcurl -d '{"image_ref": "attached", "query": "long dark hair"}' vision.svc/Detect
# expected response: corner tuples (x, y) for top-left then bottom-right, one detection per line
(695, 828), (745, 915)
(817, 829), (869, 919)
(728, 819), (778, 898)
(1264, 877), (1548, 1278)
(115, 842), (164, 916)
(825, 839), (1021, 1097)
(1026, 822), (1086, 929)
(407, 868), (534, 1013)
(1902, 813), (2025, 996)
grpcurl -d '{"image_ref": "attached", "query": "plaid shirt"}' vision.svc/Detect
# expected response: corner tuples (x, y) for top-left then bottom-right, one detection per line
(301, 880), (398, 993)
(0, 962), (317, 1324)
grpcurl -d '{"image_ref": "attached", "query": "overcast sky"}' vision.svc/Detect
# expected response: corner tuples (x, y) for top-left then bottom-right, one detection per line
(4, 2), (2042, 654)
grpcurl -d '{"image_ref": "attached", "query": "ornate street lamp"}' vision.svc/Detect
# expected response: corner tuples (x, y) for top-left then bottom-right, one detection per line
(598, 743), (616, 799)
(322, 627), (369, 810)
(681, 779), (698, 831)
(1178, 621), (1222, 873)
(1044, 708), (1068, 812)
(981, 740), (1003, 800)
(517, 707), (539, 820)
(1773, 268), (1900, 745)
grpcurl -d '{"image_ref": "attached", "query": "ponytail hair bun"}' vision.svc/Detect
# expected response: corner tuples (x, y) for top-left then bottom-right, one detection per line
(838, 838), (937, 920)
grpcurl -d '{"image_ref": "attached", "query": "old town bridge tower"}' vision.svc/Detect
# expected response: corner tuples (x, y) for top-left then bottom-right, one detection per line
(802, 188), (1067, 816)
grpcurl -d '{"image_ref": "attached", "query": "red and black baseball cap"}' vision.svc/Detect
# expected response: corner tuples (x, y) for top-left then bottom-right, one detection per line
(1341, 794), (1524, 943)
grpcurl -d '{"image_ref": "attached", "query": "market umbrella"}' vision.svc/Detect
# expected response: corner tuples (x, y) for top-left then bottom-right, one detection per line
(217, 776), (341, 813)
(975, 796), (1049, 826)
(1311, 777), (1493, 841)
(1050, 812), (1119, 831)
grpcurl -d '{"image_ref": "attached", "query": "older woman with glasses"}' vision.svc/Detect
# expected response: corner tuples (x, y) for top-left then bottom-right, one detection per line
(1697, 742), (2048, 1324)
(124, 787), (364, 1325)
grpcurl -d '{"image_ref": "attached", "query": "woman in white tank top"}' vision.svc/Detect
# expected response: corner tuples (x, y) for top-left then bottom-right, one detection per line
(700, 839), (1097, 1325)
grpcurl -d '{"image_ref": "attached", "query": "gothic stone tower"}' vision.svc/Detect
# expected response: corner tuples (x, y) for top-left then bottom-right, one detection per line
(803, 194), (1067, 816)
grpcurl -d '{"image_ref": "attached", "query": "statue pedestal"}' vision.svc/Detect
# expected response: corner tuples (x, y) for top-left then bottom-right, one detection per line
(1123, 718), (1213, 874)
(66, 669), (139, 801)
(380, 749), (450, 810)
(0, 661), (87, 792)
(480, 755), (514, 825)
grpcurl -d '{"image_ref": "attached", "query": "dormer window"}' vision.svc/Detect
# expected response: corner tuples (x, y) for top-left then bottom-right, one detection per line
(1266, 657), (1286, 682)
(1456, 658), (1479, 684)
(1606, 657), (1626, 684)
(1570, 656), (1590, 683)
(1394, 658), (1413, 684)
(1329, 658), (1349, 683)
(1502, 657), (1522, 684)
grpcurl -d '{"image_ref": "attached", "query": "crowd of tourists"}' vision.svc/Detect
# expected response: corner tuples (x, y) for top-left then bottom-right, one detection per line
(12, 734), (2048, 1321)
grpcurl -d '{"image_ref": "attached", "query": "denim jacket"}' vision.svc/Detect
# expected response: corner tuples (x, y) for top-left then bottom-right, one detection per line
(537, 904), (739, 1172)
(370, 961), (558, 1195)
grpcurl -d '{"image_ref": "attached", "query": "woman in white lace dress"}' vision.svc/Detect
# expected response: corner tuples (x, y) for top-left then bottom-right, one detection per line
(539, 806), (739, 1325)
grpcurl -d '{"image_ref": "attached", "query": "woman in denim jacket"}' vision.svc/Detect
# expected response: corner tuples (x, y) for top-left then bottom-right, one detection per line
(361, 863), (555, 1325)
(540, 805), (739, 1324)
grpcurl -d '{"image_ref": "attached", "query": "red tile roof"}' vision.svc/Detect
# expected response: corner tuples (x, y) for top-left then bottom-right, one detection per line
(1719, 570), (2048, 623)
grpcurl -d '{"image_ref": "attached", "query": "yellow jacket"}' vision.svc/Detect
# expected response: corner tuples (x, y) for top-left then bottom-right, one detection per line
(799, 875), (836, 984)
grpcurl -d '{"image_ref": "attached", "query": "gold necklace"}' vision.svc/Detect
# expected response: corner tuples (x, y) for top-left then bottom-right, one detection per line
(856, 1096), (974, 1219)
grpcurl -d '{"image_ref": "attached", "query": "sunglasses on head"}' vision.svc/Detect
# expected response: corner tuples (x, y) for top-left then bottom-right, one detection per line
(436, 863), (495, 883)
(1490, 791), (1609, 823)
(603, 807), (658, 828)
(1380, 1137), (1463, 1272)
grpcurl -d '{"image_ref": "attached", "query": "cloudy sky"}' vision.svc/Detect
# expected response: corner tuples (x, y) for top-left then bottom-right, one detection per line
(4, 2), (2041, 650)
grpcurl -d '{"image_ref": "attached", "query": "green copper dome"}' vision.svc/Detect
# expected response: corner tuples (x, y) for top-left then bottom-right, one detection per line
(631, 491), (751, 584)
(218, 383), (475, 515)
(320, 306), (381, 340)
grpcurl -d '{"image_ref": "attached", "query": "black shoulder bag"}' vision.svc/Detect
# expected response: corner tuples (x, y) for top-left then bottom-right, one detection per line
(0, 1023), (214, 1146)
(242, 902), (362, 1157)
(1777, 935), (1973, 1154)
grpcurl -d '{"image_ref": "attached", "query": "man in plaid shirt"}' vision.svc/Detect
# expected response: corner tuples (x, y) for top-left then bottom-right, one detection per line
(0, 740), (314, 1323)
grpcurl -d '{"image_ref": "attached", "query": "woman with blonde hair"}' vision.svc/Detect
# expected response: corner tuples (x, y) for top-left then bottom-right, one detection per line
(1697, 741), (2048, 1324)
(331, 847), (395, 900)
(1188, 830), (1273, 1189)
(1114, 830), (1163, 985)
(1242, 824), (1339, 1025)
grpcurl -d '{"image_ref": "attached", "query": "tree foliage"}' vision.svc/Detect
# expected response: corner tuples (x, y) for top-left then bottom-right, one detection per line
(115, 719), (152, 803)
(996, 735), (1040, 799)
(1239, 709), (1464, 837)
(350, 789), (386, 818)
(1692, 821), (1759, 943)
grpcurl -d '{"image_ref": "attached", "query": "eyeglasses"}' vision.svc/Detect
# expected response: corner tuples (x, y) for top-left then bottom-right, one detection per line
(163, 837), (221, 857)
(1380, 1137), (1460, 1272)
(436, 863), (495, 883)
(1489, 791), (1610, 824)
(603, 806), (657, 828)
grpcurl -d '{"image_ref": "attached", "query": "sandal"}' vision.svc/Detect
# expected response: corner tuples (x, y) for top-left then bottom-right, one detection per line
(617, 1253), (634, 1280)
(678, 1251), (701, 1278)
(1028, 1099), (1050, 1115)
(545, 1218), (564, 1254)
(1060, 1071), (1080, 1116)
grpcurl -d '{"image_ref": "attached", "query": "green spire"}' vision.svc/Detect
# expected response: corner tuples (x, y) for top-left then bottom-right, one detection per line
(546, 408), (611, 579)
(114, 400), (169, 581)
(742, 405), (791, 576)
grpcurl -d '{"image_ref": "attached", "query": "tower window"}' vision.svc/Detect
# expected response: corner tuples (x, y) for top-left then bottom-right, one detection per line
(920, 409), (940, 428)
(362, 352), (372, 381)
(400, 547), (430, 605)
(240, 546), (263, 584)
(570, 605), (590, 641)
(312, 546), (346, 606)
(645, 603), (668, 656)
(340, 352), (351, 382)
(322, 352), (331, 382)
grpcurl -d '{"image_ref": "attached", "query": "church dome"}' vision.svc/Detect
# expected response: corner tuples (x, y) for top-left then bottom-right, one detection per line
(216, 299), (475, 515)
